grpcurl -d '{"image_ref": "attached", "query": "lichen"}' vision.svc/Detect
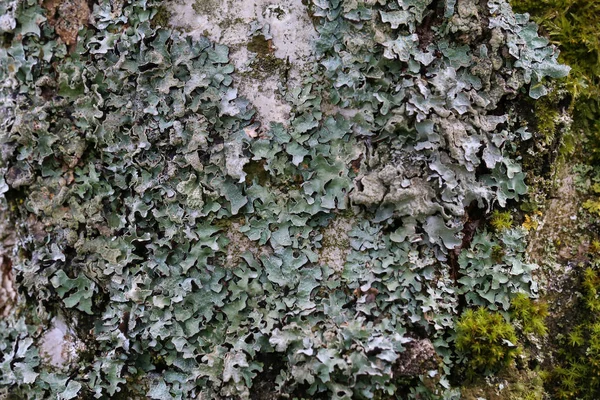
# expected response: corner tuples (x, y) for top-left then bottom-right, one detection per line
(0, 0), (570, 398)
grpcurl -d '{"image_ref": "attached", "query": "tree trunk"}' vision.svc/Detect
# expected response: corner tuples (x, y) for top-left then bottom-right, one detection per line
(0, 0), (587, 398)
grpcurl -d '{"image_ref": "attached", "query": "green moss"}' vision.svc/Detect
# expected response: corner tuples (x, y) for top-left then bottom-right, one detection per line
(534, 96), (560, 146)
(212, 216), (235, 230)
(455, 307), (520, 379)
(217, 17), (244, 30)
(192, 0), (218, 16)
(249, 54), (287, 76)
(546, 267), (600, 399)
(490, 210), (513, 232)
(490, 244), (504, 263)
(511, 0), (600, 158)
(460, 367), (545, 400)
(510, 293), (548, 336)
(247, 34), (271, 56)
(584, 199), (600, 216)
(244, 34), (289, 79)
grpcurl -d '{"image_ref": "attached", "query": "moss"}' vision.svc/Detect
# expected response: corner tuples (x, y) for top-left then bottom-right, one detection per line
(219, 17), (244, 29)
(545, 266), (600, 399)
(460, 367), (545, 400)
(458, 298), (548, 399)
(591, 240), (600, 254)
(243, 34), (290, 79)
(250, 54), (288, 76)
(455, 307), (520, 379)
(511, 0), (600, 159)
(212, 217), (233, 230)
(533, 96), (561, 146)
(490, 210), (513, 232)
(247, 34), (272, 55)
(510, 293), (548, 336)
(491, 244), (505, 263)
(192, 0), (218, 16)
(584, 199), (600, 216)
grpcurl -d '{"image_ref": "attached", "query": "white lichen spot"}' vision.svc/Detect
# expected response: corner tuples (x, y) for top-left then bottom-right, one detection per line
(0, 14), (16, 32)
(40, 317), (84, 368)
(225, 139), (249, 183)
(168, 0), (317, 126)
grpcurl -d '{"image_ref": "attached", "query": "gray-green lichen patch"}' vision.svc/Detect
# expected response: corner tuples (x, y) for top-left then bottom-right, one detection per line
(449, 0), (483, 41)
(0, 0), (571, 398)
(168, 0), (316, 126)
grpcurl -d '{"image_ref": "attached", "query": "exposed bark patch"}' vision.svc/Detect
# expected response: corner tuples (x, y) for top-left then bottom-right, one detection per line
(394, 338), (440, 377)
(224, 222), (272, 268)
(43, 0), (90, 47)
(528, 170), (583, 265)
(39, 316), (85, 367)
(416, 0), (445, 50)
(448, 201), (485, 284)
(318, 216), (353, 273)
(168, 0), (317, 126)
(249, 352), (287, 400)
(0, 253), (16, 317)
(0, 213), (16, 318)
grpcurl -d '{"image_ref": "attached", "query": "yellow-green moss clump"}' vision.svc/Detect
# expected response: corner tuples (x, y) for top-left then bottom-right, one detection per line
(490, 210), (513, 232)
(510, 293), (549, 336)
(456, 307), (520, 379)
(457, 299), (549, 399)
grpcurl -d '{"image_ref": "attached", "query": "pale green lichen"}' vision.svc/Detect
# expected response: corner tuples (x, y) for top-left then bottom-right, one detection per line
(0, 0), (569, 398)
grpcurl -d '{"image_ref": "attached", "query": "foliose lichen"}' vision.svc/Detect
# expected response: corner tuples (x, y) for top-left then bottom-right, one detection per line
(0, 0), (568, 398)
